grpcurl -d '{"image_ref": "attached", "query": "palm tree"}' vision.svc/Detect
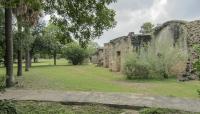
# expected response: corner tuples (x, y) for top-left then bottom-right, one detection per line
(12, 1), (27, 76)
(23, 4), (41, 71)
(13, 0), (41, 72)
(5, 3), (15, 87)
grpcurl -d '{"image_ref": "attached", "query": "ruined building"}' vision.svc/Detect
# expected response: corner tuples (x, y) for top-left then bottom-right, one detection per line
(94, 32), (151, 72)
(93, 20), (200, 80)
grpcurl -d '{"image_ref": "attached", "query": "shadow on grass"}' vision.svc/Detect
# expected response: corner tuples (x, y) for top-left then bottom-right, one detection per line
(30, 64), (91, 68)
(31, 64), (71, 68)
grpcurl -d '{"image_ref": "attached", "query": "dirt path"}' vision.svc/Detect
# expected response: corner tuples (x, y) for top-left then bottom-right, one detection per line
(0, 89), (200, 112)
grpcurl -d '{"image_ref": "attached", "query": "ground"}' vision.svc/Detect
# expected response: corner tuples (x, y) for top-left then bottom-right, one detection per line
(1, 100), (198, 114)
(0, 59), (199, 98)
(14, 101), (125, 114)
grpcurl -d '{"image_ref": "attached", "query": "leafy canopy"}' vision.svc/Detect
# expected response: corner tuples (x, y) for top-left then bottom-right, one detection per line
(140, 22), (154, 34)
(44, 0), (117, 48)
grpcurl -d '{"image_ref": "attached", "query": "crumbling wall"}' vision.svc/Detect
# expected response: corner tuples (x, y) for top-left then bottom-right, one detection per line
(184, 20), (200, 80)
(96, 48), (104, 67)
(93, 32), (152, 72)
(154, 20), (200, 80)
(108, 36), (132, 72)
(103, 43), (110, 68)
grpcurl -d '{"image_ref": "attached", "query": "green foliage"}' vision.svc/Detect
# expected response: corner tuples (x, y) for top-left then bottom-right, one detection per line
(0, 100), (17, 114)
(197, 89), (200, 97)
(140, 22), (154, 34)
(0, 8), (4, 64)
(14, 101), (122, 114)
(124, 37), (188, 79)
(124, 53), (149, 79)
(63, 43), (89, 65)
(139, 108), (193, 114)
(45, 0), (116, 48)
(87, 42), (100, 57)
(43, 24), (62, 52)
(193, 44), (200, 79)
(0, 76), (5, 91)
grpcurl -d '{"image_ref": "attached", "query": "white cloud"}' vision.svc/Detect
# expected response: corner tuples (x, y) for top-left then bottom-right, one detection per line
(95, 0), (200, 46)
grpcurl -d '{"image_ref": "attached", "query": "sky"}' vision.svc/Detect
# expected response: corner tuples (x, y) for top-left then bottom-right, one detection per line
(95, 0), (200, 46)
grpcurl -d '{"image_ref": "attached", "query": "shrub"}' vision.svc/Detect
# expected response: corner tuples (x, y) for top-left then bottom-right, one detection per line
(0, 100), (17, 114)
(0, 76), (5, 92)
(124, 53), (149, 79)
(124, 37), (188, 79)
(62, 43), (89, 65)
(197, 89), (200, 97)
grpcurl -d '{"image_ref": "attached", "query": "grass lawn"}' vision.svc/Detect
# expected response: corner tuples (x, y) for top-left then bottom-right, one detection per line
(0, 101), (124, 114)
(0, 59), (200, 98)
(1, 100), (199, 114)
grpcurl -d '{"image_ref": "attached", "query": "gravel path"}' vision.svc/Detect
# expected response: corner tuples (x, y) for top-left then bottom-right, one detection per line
(0, 89), (200, 112)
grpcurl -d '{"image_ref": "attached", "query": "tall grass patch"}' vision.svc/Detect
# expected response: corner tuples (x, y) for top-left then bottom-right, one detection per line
(124, 37), (188, 79)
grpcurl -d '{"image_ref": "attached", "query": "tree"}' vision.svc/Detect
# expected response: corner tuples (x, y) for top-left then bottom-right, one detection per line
(12, 1), (27, 76)
(63, 43), (88, 65)
(0, 8), (5, 65)
(140, 22), (154, 34)
(43, 24), (62, 65)
(5, 1), (15, 87)
(21, 1), (42, 71)
(44, 0), (116, 48)
(87, 42), (99, 60)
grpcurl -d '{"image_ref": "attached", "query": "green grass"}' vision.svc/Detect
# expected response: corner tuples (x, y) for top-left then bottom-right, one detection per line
(0, 59), (200, 98)
(139, 108), (200, 114)
(1, 100), (199, 114)
(0, 100), (124, 114)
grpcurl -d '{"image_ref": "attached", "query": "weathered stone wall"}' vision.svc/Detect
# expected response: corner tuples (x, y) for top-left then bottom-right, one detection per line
(184, 20), (200, 80)
(108, 36), (132, 72)
(154, 20), (200, 80)
(95, 32), (151, 72)
(93, 20), (200, 79)
(96, 48), (104, 66)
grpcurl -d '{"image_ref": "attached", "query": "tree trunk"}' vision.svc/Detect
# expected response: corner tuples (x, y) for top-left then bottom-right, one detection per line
(53, 50), (57, 66)
(17, 50), (22, 76)
(25, 49), (30, 72)
(5, 7), (15, 87)
(4, 55), (7, 67)
(17, 17), (22, 76)
(34, 57), (38, 63)
(29, 51), (32, 68)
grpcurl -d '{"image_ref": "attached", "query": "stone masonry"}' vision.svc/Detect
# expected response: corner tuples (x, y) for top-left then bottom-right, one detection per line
(93, 20), (200, 80)
(94, 32), (151, 72)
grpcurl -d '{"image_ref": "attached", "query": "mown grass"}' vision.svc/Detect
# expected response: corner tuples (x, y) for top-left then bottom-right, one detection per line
(0, 59), (200, 98)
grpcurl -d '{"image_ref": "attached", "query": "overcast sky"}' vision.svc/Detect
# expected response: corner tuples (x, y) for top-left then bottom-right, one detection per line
(95, 0), (200, 46)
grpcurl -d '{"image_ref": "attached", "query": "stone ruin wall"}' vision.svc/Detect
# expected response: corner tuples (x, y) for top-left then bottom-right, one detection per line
(94, 20), (200, 80)
(95, 48), (104, 66)
(154, 20), (200, 80)
(107, 35), (133, 72)
(185, 20), (200, 80)
(94, 32), (151, 72)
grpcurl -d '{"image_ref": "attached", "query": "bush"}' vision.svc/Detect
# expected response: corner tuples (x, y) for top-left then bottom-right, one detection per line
(0, 76), (5, 92)
(0, 100), (17, 114)
(124, 37), (188, 79)
(62, 43), (89, 65)
(124, 53), (149, 79)
(197, 89), (200, 97)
